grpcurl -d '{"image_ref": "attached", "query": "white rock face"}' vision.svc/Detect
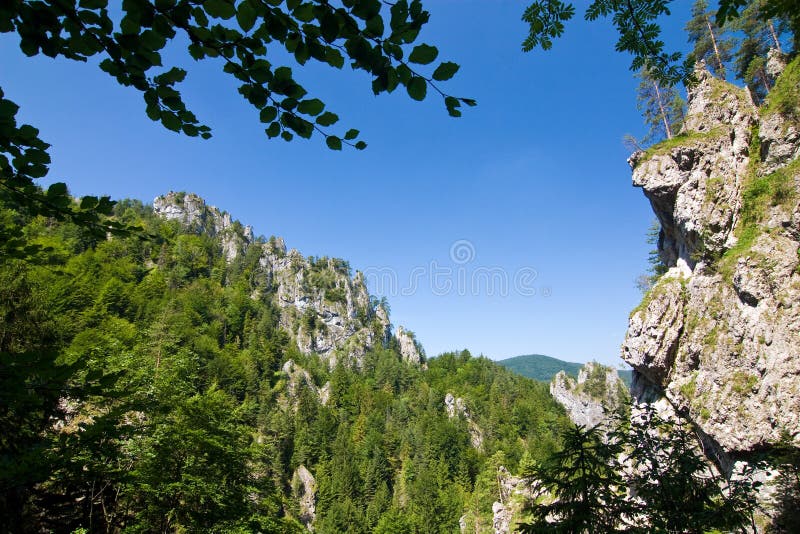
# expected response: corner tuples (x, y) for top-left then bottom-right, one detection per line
(396, 326), (424, 364)
(292, 465), (317, 530)
(549, 362), (628, 429)
(623, 65), (800, 462)
(153, 192), (252, 262)
(490, 466), (539, 534)
(630, 69), (756, 272)
(152, 192), (417, 368)
(263, 251), (390, 367)
(444, 392), (484, 450)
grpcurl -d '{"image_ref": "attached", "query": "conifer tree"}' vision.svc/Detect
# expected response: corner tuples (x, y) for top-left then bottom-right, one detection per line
(635, 69), (686, 144)
(686, 0), (734, 77)
(729, 0), (792, 103)
(519, 424), (632, 533)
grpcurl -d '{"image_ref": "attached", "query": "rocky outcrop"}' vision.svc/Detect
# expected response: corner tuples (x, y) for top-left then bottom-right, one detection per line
(153, 192), (411, 368)
(550, 362), (628, 428)
(444, 393), (484, 450)
(624, 58), (800, 498)
(491, 466), (539, 534)
(261, 247), (390, 367)
(396, 326), (424, 364)
(154, 192), (253, 262)
(629, 68), (756, 274)
(279, 360), (330, 411)
(292, 465), (317, 530)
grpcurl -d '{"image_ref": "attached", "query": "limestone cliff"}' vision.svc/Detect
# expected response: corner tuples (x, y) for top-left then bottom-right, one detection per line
(153, 192), (417, 369)
(444, 392), (484, 450)
(154, 191), (254, 262)
(549, 362), (628, 429)
(623, 56), (800, 513)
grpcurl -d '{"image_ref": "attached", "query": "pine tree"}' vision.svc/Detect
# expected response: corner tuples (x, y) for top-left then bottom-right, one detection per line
(635, 69), (686, 144)
(519, 425), (631, 533)
(729, 0), (792, 103)
(686, 0), (735, 78)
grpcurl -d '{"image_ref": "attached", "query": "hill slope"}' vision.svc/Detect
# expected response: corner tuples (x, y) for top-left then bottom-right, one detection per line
(497, 354), (583, 382)
(1, 192), (570, 532)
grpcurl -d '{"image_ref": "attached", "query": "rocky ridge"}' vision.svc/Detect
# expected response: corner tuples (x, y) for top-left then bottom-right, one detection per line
(623, 56), (800, 527)
(153, 192), (424, 370)
(549, 362), (629, 429)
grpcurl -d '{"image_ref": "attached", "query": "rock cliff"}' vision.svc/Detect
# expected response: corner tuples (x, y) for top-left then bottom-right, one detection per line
(154, 191), (254, 262)
(153, 192), (416, 370)
(292, 465), (317, 530)
(444, 392), (484, 450)
(623, 57), (800, 525)
(549, 362), (628, 429)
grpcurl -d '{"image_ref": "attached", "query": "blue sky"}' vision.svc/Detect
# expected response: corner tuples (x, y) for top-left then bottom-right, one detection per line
(2, 1), (696, 366)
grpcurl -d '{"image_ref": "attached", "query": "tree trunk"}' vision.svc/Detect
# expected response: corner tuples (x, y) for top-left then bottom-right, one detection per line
(768, 19), (782, 53)
(761, 67), (771, 94)
(653, 80), (673, 139)
(705, 15), (725, 77)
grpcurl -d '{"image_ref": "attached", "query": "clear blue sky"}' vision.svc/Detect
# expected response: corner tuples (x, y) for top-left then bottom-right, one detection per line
(2, 1), (695, 366)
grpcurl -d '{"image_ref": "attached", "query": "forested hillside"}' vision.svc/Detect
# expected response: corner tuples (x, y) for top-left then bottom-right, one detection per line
(498, 354), (633, 387)
(0, 194), (570, 532)
(497, 354), (583, 382)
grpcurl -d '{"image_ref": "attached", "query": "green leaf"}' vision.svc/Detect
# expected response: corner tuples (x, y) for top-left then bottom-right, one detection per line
(204, 0), (236, 19)
(344, 128), (359, 140)
(355, 141), (367, 150)
(316, 111), (338, 126)
(407, 76), (426, 101)
(320, 12), (339, 43)
(297, 98), (324, 116)
(140, 29), (167, 51)
(79, 0), (108, 8)
(18, 124), (38, 142)
(161, 112), (182, 132)
(294, 3), (314, 22)
(365, 15), (384, 37)
(266, 122), (281, 138)
(445, 96), (461, 117)
(260, 106), (278, 123)
(326, 136), (342, 150)
(408, 44), (437, 64)
(274, 66), (292, 81)
(325, 48), (344, 69)
(0, 99), (20, 118)
(47, 183), (68, 198)
(236, 0), (257, 32)
(79, 196), (98, 210)
(432, 62), (459, 81)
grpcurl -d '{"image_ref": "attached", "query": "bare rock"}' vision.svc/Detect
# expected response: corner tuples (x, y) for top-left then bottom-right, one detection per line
(396, 326), (424, 364)
(550, 362), (629, 428)
(624, 60), (800, 524)
(622, 277), (686, 387)
(490, 466), (539, 534)
(280, 360), (329, 410)
(444, 393), (484, 450)
(153, 191), (251, 262)
(292, 465), (317, 530)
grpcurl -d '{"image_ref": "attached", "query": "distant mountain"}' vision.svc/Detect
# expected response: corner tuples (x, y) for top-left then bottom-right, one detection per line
(497, 354), (632, 387)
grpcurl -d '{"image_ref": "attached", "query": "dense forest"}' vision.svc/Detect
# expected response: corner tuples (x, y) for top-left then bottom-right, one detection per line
(3, 0), (800, 532)
(0, 196), (570, 532)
